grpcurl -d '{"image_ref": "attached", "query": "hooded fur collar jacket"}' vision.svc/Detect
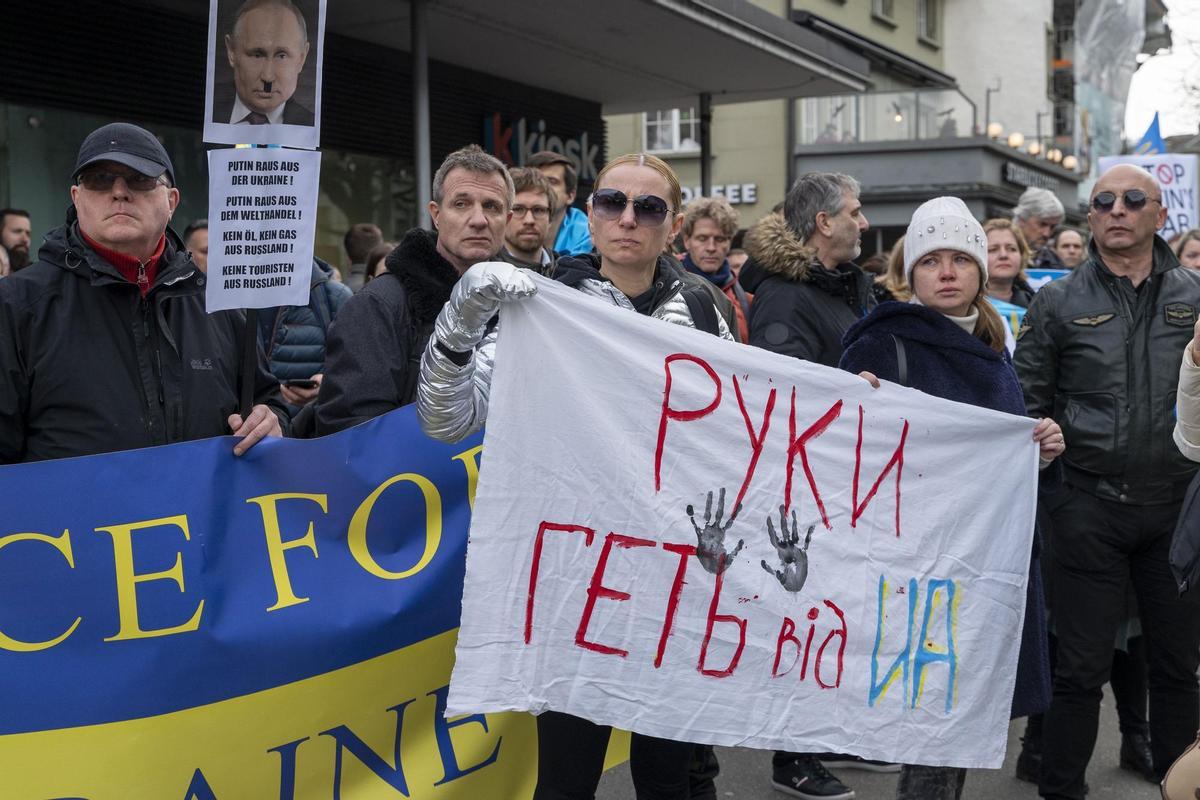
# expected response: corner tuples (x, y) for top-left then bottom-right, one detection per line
(738, 213), (875, 367)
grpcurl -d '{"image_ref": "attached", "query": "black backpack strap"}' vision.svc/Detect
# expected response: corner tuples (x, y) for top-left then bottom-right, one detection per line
(891, 334), (908, 387)
(682, 285), (721, 337)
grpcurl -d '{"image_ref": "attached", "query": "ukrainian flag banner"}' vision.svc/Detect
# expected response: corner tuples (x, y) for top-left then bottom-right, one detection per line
(0, 407), (621, 799)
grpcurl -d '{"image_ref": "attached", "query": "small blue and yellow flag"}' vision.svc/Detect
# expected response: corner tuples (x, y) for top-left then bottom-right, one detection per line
(1134, 112), (1167, 155)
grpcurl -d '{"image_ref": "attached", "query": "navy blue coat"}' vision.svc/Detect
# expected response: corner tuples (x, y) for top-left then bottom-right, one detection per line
(259, 259), (352, 381)
(839, 301), (1052, 720)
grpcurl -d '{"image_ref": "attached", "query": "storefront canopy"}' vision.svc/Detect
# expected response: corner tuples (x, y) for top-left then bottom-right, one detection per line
(154, 0), (870, 113)
(354, 0), (870, 112)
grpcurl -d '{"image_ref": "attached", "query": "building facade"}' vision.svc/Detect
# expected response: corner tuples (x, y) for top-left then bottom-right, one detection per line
(607, 0), (1090, 254)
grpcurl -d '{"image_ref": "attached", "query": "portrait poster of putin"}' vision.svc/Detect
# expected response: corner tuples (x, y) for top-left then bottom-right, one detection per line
(204, 0), (325, 149)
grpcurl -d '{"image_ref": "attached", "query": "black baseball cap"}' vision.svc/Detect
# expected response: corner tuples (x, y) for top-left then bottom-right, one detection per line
(73, 123), (175, 186)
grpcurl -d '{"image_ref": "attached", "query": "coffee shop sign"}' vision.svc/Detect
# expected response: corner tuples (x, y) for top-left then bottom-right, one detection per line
(681, 183), (759, 206)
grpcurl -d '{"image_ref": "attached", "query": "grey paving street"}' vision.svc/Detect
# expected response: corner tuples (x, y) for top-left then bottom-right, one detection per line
(596, 692), (1161, 799)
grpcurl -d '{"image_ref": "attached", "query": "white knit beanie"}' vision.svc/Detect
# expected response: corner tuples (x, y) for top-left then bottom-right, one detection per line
(903, 197), (988, 285)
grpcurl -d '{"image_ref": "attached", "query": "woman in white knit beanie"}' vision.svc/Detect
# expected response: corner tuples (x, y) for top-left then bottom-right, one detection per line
(840, 196), (1065, 800)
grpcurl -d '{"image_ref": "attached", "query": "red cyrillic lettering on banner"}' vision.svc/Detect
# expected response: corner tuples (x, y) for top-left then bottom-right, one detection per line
(575, 532), (656, 657)
(655, 354), (722, 491)
(656, 541), (698, 668)
(732, 376), (777, 514)
(850, 405), (910, 537)
(697, 554), (748, 677)
(526, 522), (595, 644)
(772, 616), (801, 677)
(800, 607), (820, 681)
(785, 394), (843, 528)
(815, 600), (848, 689)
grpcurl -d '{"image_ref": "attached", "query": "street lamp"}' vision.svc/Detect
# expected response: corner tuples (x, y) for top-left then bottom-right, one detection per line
(1007, 132), (1025, 149)
(1048, 148), (1063, 163)
(1028, 141), (1042, 156)
(1035, 109), (1052, 159)
(986, 122), (1004, 139)
(1062, 154), (1079, 171)
(984, 78), (1001, 136)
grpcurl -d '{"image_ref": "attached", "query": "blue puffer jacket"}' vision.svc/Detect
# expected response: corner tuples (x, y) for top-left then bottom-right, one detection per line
(259, 258), (352, 381)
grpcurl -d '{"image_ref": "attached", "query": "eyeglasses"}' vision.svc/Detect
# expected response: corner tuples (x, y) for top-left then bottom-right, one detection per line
(591, 188), (672, 227)
(77, 170), (167, 193)
(512, 204), (551, 220)
(1091, 188), (1159, 214)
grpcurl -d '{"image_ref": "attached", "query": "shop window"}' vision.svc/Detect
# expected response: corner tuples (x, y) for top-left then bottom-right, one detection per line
(644, 108), (701, 153)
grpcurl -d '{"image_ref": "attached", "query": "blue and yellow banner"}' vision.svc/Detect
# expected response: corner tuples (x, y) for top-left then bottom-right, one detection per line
(0, 408), (623, 799)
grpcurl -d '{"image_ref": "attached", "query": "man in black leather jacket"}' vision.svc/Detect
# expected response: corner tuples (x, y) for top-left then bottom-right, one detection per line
(1013, 164), (1200, 800)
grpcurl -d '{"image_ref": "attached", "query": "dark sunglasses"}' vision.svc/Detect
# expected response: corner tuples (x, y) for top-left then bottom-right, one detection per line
(591, 188), (672, 227)
(1091, 188), (1158, 213)
(77, 170), (167, 193)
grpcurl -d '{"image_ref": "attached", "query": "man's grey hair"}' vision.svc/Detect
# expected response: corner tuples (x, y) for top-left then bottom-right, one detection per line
(1013, 187), (1064, 222)
(230, 0), (308, 42)
(431, 144), (515, 208)
(784, 172), (861, 242)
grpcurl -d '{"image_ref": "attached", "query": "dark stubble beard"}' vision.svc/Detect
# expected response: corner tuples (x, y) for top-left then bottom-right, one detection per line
(9, 246), (29, 271)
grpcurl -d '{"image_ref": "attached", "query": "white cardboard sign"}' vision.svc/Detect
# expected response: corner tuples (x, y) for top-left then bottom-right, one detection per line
(1099, 154), (1199, 239)
(448, 277), (1040, 769)
(205, 148), (319, 312)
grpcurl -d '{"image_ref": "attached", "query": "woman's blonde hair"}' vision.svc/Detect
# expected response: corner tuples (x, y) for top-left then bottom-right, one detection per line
(595, 153), (683, 212)
(1174, 229), (1200, 258)
(876, 235), (911, 301)
(982, 218), (1031, 284)
(973, 292), (1009, 353)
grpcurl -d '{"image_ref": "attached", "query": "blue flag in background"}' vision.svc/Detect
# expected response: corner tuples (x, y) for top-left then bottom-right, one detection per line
(1135, 112), (1167, 155)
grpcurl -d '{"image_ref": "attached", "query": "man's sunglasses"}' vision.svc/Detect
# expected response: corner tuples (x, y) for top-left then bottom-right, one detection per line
(76, 170), (168, 193)
(1091, 188), (1159, 214)
(591, 188), (672, 227)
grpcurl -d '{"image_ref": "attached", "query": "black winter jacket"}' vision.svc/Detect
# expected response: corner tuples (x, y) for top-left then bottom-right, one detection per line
(739, 213), (875, 367)
(258, 258), (352, 380)
(1013, 237), (1200, 504)
(315, 228), (459, 435)
(0, 213), (287, 464)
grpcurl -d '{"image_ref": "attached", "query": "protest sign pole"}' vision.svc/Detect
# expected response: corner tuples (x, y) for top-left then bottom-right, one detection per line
(239, 307), (258, 419)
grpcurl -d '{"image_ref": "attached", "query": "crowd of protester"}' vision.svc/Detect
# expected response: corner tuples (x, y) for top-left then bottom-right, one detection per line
(5, 121), (1200, 800)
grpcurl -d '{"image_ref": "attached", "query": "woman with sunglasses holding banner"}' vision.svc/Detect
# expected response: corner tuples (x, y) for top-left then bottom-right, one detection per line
(416, 153), (733, 799)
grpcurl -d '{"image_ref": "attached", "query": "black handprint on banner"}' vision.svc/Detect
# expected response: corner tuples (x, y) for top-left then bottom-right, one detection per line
(761, 505), (814, 593)
(686, 487), (744, 575)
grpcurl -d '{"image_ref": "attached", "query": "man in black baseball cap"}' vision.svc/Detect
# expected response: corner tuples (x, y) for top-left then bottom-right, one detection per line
(0, 122), (287, 464)
(73, 122), (176, 186)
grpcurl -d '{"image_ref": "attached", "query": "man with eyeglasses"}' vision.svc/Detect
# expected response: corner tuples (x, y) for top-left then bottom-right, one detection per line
(1014, 164), (1200, 800)
(499, 167), (557, 275)
(0, 122), (287, 464)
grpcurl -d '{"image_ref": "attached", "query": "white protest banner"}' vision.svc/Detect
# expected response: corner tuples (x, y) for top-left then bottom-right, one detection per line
(449, 277), (1039, 769)
(1099, 153), (1199, 239)
(206, 148), (319, 312)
